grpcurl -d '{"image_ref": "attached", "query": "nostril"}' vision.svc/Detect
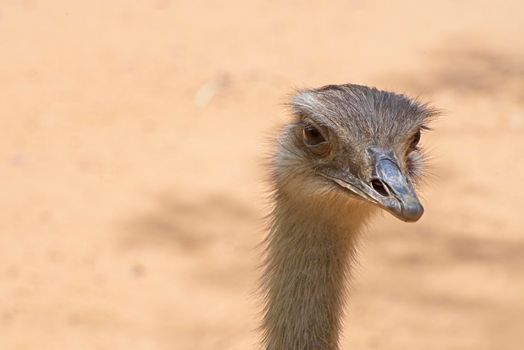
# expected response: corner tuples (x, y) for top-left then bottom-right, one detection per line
(371, 179), (390, 197)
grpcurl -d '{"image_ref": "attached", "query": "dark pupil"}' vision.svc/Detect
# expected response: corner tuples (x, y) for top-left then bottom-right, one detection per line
(303, 125), (325, 145)
(411, 130), (421, 149)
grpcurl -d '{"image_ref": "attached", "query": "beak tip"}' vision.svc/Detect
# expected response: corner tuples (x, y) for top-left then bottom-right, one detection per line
(400, 202), (424, 222)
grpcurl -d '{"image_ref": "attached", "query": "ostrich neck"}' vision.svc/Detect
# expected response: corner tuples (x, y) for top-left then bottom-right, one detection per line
(261, 193), (367, 350)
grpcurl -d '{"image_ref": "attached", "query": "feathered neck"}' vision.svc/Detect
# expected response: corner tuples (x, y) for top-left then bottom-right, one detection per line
(260, 185), (374, 350)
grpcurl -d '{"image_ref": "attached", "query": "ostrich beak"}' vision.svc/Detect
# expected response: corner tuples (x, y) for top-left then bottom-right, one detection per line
(321, 150), (424, 222)
(368, 150), (424, 222)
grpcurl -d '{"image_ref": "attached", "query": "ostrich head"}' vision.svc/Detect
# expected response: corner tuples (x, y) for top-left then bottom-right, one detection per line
(273, 84), (437, 222)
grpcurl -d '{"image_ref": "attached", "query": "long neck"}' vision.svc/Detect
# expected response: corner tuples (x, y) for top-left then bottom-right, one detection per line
(261, 192), (368, 350)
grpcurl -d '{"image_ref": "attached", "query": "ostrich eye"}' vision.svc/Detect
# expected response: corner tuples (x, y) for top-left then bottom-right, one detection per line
(302, 124), (326, 146)
(409, 130), (421, 150)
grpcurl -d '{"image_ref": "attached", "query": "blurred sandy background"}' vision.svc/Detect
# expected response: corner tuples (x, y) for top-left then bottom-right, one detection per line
(1, 1), (524, 349)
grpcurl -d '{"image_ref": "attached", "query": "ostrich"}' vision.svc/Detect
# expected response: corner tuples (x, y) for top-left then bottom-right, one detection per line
(261, 83), (437, 350)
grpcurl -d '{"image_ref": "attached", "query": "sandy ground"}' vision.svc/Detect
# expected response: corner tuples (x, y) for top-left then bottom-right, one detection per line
(1, 1), (524, 349)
